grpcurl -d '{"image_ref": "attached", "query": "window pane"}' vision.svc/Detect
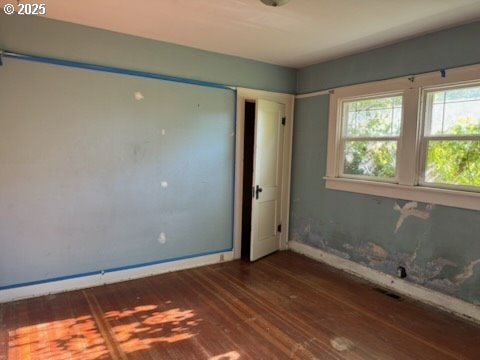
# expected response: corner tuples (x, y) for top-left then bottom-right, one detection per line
(343, 140), (397, 178)
(343, 95), (402, 137)
(427, 86), (480, 136)
(425, 140), (480, 187)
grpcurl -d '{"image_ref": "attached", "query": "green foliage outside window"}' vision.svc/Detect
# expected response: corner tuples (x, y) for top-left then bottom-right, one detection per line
(426, 119), (480, 187)
(343, 96), (400, 178)
(343, 141), (396, 178)
(343, 96), (480, 187)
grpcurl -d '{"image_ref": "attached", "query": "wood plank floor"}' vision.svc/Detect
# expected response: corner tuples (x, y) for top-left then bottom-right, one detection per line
(1, 251), (479, 359)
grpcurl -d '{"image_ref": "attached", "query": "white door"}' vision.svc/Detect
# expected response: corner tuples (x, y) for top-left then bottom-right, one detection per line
(250, 99), (285, 261)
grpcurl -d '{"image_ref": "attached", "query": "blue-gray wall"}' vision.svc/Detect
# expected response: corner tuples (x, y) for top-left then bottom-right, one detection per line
(0, 14), (296, 93)
(291, 21), (480, 304)
(297, 21), (480, 94)
(0, 59), (235, 288)
(2, 13), (479, 304)
(0, 14), (295, 290)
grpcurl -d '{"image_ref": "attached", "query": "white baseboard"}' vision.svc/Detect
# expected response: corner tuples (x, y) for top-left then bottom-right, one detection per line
(288, 240), (480, 324)
(0, 251), (234, 303)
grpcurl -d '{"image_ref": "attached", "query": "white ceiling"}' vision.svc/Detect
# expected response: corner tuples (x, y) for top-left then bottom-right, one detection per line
(12, 0), (480, 68)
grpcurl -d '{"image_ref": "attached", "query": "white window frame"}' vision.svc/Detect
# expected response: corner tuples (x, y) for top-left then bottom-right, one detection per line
(325, 64), (480, 211)
(419, 81), (480, 193)
(338, 91), (404, 183)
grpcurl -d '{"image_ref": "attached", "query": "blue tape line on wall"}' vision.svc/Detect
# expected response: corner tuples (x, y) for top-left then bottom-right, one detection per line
(0, 49), (237, 292)
(1, 50), (235, 91)
(0, 247), (233, 290)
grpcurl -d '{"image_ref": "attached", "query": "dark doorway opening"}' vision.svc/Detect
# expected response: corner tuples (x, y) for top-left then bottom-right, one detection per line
(241, 101), (256, 260)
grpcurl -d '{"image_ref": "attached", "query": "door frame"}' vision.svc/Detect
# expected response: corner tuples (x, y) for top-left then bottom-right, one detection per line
(233, 88), (295, 259)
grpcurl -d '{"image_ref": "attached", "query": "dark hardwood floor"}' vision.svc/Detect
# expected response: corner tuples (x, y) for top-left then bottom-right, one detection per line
(1, 251), (479, 359)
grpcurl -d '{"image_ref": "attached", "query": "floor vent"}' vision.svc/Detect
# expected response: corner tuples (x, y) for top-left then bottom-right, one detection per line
(372, 287), (402, 300)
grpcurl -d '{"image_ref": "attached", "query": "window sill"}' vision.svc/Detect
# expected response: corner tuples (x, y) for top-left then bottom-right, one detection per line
(324, 177), (480, 211)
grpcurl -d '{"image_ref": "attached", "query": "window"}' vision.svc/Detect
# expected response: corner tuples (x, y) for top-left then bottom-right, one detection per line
(421, 84), (480, 190)
(326, 65), (480, 211)
(340, 94), (402, 181)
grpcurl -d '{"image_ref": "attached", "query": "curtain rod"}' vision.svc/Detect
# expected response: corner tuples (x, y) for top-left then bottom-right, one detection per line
(0, 49), (236, 92)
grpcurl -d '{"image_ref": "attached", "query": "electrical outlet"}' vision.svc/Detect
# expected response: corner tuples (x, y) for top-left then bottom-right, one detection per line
(397, 266), (407, 278)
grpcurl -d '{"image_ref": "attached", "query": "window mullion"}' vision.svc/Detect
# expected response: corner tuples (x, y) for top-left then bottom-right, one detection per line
(397, 87), (420, 186)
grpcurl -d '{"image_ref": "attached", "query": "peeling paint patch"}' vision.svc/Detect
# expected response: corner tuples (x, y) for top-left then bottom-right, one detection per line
(296, 219), (350, 259)
(394, 202), (432, 232)
(408, 236), (424, 264)
(158, 232), (167, 244)
(330, 337), (354, 352)
(428, 278), (457, 295)
(367, 242), (388, 261)
(453, 259), (480, 285)
(328, 248), (351, 259)
(407, 257), (458, 286)
(290, 211), (480, 304)
(134, 91), (144, 100)
(344, 242), (388, 263)
(304, 224), (311, 234)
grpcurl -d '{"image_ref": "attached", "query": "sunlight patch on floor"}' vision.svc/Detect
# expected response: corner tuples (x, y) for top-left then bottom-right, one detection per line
(8, 315), (108, 360)
(8, 302), (202, 358)
(209, 350), (241, 360)
(108, 305), (200, 353)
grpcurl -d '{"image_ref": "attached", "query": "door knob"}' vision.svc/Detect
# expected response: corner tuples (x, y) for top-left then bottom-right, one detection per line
(255, 185), (263, 199)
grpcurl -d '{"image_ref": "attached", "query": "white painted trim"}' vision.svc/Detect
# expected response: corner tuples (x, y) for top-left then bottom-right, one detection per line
(234, 97), (246, 259)
(295, 89), (331, 99)
(326, 81), (411, 180)
(234, 88), (294, 258)
(398, 86), (421, 186)
(288, 241), (480, 324)
(280, 97), (294, 251)
(0, 251), (234, 303)
(325, 177), (480, 211)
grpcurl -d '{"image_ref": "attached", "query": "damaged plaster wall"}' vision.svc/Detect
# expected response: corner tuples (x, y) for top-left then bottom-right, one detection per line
(291, 20), (480, 306)
(291, 22), (480, 305)
(0, 15), (296, 289)
(0, 57), (235, 288)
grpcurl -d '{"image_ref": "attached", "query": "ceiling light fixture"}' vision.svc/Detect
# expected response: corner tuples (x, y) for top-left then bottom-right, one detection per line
(260, 0), (291, 7)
